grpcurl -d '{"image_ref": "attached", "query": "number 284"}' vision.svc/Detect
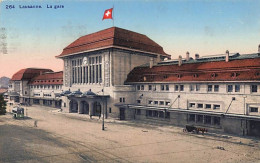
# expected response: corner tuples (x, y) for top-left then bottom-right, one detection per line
(6, 5), (15, 9)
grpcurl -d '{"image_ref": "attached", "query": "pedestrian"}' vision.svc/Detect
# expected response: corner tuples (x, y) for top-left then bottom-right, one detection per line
(34, 120), (38, 127)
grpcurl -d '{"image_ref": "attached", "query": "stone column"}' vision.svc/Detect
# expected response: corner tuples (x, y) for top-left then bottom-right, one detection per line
(39, 99), (43, 106)
(89, 101), (94, 117)
(52, 100), (56, 108)
(211, 116), (214, 125)
(78, 100), (83, 114)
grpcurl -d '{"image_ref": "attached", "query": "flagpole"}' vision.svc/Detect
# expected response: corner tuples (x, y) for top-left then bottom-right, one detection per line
(113, 5), (114, 27)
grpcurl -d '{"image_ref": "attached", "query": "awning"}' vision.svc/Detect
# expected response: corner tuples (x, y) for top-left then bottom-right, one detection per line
(117, 104), (260, 120)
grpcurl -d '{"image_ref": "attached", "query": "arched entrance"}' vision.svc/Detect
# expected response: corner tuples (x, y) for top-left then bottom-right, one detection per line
(69, 100), (78, 113)
(80, 101), (89, 114)
(93, 101), (101, 116)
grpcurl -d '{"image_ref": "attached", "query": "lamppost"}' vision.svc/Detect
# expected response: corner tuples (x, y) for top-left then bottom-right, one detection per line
(102, 88), (105, 131)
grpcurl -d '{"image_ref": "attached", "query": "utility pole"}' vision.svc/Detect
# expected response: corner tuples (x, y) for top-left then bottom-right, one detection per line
(102, 89), (105, 131)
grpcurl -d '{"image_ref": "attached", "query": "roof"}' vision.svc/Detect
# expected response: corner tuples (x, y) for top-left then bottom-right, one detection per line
(11, 68), (53, 81)
(0, 88), (7, 94)
(125, 53), (260, 83)
(29, 71), (63, 85)
(57, 27), (170, 58)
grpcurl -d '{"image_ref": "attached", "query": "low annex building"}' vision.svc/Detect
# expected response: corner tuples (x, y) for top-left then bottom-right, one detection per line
(8, 68), (63, 108)
(122, 51), (260, 136)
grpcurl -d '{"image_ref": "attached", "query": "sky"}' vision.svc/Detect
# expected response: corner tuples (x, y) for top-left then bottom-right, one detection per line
(0, 0), (260, 78)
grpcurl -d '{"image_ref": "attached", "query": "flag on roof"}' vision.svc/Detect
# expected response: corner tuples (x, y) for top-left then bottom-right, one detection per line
(102, 8), (113, 20)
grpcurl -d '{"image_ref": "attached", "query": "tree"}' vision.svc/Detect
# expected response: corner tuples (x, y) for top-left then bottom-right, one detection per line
(0, 95), (6, 115)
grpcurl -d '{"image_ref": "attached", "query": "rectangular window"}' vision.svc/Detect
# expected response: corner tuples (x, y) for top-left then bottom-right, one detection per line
(148, 85), (152, 90)
(148, 100), (153, 105)
(153, 85), (157, 91)
(190, 85), (194, 91)
(99, 64), (102, 83)
(189, 114), (195, 122)
(141, 85), (144, 90)
(205, 104), (211, 109)
(235, 85), (240, 92)
(180, 85), (184, 91)
(208, 85), (212, 92)
(227, 85), (233, 92)
(109, 107), (112, 113)
(197, 104), (203, 108)
(137, 85), (140, 90)
(89, 66), (92, 83)
(159, 111), (164, 118)
(166, 85), (169, 91)
(92, 65), (95, 83)
(137, 100), (141, 104)
(189, 103), (195, 108)
(213, 105), (220, 110)
(86, 67), (89, 83)
(195, 84), (200, 91)
(251, 85), (258, 93)
(175, 85), (179, 91)
(249, 107), (258, 112)
(159, 101), (164, 105)
(96, 65), (99, 83)
(165, 101), (170, 106)
(154, 101), (158, 105)
(205, 116), (211, 124)
(161, 85), (165, 91)
(119, 98), (125, 103)
(213, 117), (220, 125)
(165, 112), (170, 119)
(197, 115), (203, 123)
(78, 67), (80, 83)
(136, 109), (141, 115)
(214, 85), (219, 92)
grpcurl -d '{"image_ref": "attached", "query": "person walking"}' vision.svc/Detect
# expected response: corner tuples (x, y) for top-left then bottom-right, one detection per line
(34, 120), (38, 127)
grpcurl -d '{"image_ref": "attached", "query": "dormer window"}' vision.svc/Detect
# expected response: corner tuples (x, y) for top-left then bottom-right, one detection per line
(211, 73), (217, 78)
(231, 72), (238, 77)
(177, 74), (182, 79)
(193, 74), (198, 78)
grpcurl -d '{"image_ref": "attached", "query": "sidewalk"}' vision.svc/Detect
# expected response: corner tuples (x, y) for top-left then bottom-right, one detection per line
(48, 108), (259, 148)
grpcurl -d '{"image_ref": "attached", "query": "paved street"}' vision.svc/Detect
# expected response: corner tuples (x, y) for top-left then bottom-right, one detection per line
(0, 105), (259, 163)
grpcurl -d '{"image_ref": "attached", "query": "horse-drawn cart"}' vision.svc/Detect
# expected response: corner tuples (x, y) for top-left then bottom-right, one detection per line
(183, 125), (208, 135)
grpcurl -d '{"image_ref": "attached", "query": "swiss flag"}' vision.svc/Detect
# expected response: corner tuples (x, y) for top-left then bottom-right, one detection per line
(102, 8), (113, 20)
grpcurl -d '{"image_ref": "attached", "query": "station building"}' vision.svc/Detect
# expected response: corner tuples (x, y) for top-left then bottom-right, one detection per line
(56, 27), (170, 118)
(8, 27), (260, 136)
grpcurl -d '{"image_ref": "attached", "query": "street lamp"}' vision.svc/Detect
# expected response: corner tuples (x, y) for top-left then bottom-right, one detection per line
(102, 89), (105, 131)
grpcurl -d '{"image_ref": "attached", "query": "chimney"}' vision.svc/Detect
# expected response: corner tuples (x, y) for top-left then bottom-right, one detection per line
(186, 51), (190, 61)
(195, 54), (199, 60)
(258, 44), (260, 53)
(178, 55), (182, 66)
(149, 58), (154, 68)
(226, 50), (229, 62)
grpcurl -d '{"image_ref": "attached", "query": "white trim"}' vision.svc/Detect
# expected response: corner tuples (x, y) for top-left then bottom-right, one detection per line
(56, 45), (167, 58)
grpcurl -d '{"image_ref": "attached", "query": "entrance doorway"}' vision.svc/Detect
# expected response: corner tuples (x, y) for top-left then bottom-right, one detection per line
(93, 101), (101, 116)
(119, 108), (125, 120)
(69, 100), (78, 113)
(249, 120), (260, 137)
(81, 101), (89, 114)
